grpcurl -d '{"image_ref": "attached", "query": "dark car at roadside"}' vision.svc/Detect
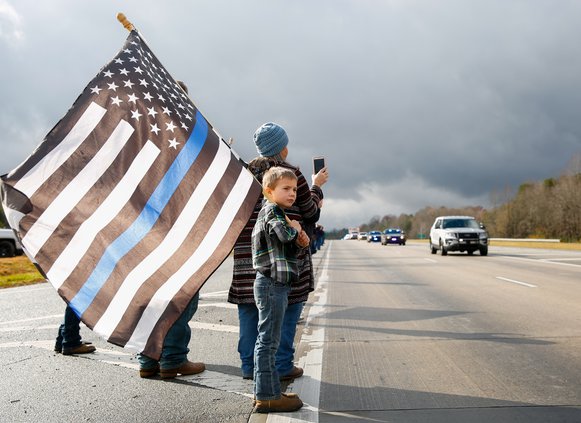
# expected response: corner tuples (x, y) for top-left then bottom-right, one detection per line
(381, 228), (406, 245)
(367, 231), (382, 243)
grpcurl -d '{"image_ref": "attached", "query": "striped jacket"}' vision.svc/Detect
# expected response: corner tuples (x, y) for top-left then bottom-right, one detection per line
(228, 157), (323, 304)
(252, 201), (299, 284)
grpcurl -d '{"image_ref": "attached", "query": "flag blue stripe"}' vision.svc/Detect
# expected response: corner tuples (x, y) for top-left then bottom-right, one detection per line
(70, 111), (208, 315)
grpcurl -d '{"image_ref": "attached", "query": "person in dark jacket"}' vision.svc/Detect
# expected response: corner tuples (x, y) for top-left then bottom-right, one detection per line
(228, 122), (328, 380)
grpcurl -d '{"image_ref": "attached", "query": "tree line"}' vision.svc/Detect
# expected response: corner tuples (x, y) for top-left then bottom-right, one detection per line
(328, 156), (581, 242)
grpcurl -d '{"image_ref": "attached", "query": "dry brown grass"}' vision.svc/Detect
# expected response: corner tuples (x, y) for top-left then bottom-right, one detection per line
(489, 240), (581, 250)
(0, 256), (46, 288)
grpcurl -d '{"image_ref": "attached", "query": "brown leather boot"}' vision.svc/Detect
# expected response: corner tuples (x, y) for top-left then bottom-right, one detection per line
(160, 360), (205, 379)
(62, 343), (96, 355)
(254, 393), (303, 413)
(280, 366), (304, 381)
(139, 363), (160, 378)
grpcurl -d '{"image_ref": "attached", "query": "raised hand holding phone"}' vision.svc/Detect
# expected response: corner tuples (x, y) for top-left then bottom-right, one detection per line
(312, 156), (328, 188)
(313, 156), (325, 174)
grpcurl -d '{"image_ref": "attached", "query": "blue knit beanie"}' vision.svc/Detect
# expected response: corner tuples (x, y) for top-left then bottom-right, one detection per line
(253, 122), (289, 157)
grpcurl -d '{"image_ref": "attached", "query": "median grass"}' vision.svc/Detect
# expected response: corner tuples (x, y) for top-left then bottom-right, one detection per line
(0, 256), (46, 289)
(489, 240), (581, 250)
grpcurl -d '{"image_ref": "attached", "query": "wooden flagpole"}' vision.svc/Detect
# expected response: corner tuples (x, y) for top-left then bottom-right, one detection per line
(117, 13), (135, 32)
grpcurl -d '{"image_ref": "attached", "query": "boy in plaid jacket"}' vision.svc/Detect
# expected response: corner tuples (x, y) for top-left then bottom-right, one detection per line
(251, 166), (309, 413)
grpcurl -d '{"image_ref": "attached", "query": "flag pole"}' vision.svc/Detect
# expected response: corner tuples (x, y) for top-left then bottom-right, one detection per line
(115, 12), (239, 155)
(117, 13), (135, 32)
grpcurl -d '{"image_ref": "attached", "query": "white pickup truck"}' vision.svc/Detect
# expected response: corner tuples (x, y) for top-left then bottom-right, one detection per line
(0, 228), (24, 258)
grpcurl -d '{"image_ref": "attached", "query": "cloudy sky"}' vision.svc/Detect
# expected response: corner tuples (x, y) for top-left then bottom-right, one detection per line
(2, 0), (580, 230)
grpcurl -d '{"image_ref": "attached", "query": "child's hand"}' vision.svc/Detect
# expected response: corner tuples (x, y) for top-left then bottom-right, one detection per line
(296, 230), (310, 248)
(288, 219), (302, 232)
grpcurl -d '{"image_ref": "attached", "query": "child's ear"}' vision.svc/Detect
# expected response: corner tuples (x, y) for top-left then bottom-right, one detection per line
(263, 187), (272, 200)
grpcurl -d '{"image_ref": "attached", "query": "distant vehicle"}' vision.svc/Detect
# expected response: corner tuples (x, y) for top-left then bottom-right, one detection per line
(429, 216), (488, 256)
(357, 232), (368, 241)
(367, 231), (382, 243)
(343, 233), (358, 240)
(381, 229), (406, 245)
(0, 228), (24, 258)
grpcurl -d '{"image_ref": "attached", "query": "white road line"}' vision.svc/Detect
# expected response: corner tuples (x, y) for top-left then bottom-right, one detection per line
(0, 285), (52, 295)
(540, 258), (581, 266)
(0, 317), (239, 334)
(0, 339), (254, 398)
(268, 244), (332, 423)
(0, 314), (62, 325)
(496, 276), (537, 288)
(199, 290), (229, 298)
(424, 258), (438, 263)
(0, 324), (59, 333)
(198, 302), (237, 309)
(189, 321), (239, 333)
(542, 258), (581, 261)
(499, 255), (581, 268)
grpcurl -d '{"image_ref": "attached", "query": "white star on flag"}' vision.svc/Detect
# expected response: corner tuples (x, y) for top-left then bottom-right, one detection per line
(168, 138), (179, 149)
(165, 121), (176, 132)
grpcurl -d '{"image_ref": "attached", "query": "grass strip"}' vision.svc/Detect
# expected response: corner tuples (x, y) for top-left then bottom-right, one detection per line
(0, 256), (46, 289)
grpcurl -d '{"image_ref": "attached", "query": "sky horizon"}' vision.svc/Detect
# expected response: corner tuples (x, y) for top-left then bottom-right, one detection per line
(2, 1), (580, 230)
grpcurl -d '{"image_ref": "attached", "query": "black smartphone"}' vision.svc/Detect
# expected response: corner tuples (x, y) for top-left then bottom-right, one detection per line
(313, 156), (325, 174)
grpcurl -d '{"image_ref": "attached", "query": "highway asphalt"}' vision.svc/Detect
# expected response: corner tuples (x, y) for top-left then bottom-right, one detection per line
(2, 241), (581, 422)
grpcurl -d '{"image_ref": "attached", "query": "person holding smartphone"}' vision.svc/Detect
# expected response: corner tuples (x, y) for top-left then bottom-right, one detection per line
(228, 122), (328, 382)
(313, 156), (326, 175)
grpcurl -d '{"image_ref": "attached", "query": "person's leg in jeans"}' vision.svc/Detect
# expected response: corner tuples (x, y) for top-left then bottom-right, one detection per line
(237, 303), (259, 379)
(138, 292), (202, 375)
(60, 305), (82, 350)
(54, 322), (65, 352)
(55, 305), (96, 355)
(276, 301), (304, 376)
(160, 291), (200, 369)
(253, 272), (289, 400)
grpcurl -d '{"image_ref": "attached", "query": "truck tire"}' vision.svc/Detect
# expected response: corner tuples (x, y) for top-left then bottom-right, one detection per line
(0, 241), (15, 258)
(480, 246), (488, 256)
(439, 240), (447, 256)
(429, 241), (437, 254)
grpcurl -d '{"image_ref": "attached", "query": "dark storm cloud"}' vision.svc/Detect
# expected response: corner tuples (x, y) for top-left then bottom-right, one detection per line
(1, 0), (580, 228)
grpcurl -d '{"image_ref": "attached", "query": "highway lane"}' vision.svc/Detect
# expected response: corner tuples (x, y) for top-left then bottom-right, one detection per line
(272, 241), (581, 423)
(2, 241), (581, 422)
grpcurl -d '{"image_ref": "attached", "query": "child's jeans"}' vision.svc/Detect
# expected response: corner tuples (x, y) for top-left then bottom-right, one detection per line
(253, 271), (290, 400)
(237, 301), (304, 378)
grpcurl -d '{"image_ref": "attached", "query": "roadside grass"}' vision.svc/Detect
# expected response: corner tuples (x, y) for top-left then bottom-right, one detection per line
(0, 256), (46, 289)
(489, 240), (581, 250)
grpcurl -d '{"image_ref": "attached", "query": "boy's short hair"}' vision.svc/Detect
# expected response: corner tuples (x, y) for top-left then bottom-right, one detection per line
(262, 166), (297, 190)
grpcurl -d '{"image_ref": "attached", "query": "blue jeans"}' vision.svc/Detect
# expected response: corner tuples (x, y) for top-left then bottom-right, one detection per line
(253, 272), (290, 400)
(238, 301), (304, 378)
(55, 305), (82, 350)
(138, 292), (199, 370)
